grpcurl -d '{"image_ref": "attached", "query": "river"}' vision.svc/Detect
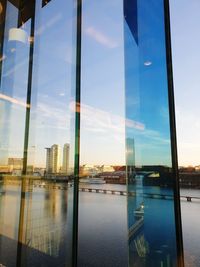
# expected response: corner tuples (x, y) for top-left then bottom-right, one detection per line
(0, 181), (199, 267)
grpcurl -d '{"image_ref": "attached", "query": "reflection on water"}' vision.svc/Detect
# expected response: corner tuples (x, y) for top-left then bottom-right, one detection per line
(78, 188), (128, 267)
(0, 178), (73, 267)
(0, 179), (199, 267)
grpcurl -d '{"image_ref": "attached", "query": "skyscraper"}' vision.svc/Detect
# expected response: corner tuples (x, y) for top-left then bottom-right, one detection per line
(45, 148), (51, 173)
(62, 143), (70, 174)
(45, 145), (61, 174)
(126, 138), (135, 183)
(50, 144), (61, 173)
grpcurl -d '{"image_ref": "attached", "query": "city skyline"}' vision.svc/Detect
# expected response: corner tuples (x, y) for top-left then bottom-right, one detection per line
(45, 143), (70, 174)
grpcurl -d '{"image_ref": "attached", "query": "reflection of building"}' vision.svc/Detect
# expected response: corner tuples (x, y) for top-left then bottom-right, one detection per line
(62, 143), (70, 174)
(126, 138), (135, 167)
(24, 182), (65, 258)
(8, 157), (23, 175)
(126, 138), (135, 182)
(45, 145), (61, 174)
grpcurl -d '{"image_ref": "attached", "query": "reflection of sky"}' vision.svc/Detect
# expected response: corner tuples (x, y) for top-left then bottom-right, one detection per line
(125, 0), (171, 166)
(80, 0), (125, 165)
(0, 2), (30, 164)
(0, 0), (74, 167)
(28, 0), (75, 167)
(170, 0), (200, 166)
(0, 0), (197, 167)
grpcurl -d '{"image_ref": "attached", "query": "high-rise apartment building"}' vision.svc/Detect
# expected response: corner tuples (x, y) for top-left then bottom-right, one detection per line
(45, 148), (51, 173)
(50, 144), (61, 173)
(45, 145), (61, 174)
(62, 143), (70, 174)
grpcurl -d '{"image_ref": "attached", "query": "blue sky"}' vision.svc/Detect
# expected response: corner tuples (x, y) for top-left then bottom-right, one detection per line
(170, 0), (200, 166)
(0, 0), (199, 167)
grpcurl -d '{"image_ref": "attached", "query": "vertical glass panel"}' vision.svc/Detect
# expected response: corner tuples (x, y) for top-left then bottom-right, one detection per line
(0, 0), (76, 266)
(78, 1), (128, 266)
(0, 1), (31, 265)
(124, 0), (179, 266)
(170, 0), (200, 266)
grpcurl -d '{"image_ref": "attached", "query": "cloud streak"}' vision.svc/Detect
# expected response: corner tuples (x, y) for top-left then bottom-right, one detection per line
(69, 101), (145, 138)
(85, 27), (118, 48)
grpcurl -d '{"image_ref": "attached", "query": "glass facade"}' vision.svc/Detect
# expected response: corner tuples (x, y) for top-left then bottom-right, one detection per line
(0, 0), (76, 266)
(124, 1), (181, 266)
(0, 0), (184, 267)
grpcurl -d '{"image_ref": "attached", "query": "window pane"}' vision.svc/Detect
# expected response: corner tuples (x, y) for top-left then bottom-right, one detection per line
(124, 0), (179, 266)
(78, 0), (182, 267)
(0, 0), (76, 266)
(78, 0), (128, 266)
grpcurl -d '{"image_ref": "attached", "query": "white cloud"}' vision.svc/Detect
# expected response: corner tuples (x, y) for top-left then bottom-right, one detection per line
(85, 27), (118, 48)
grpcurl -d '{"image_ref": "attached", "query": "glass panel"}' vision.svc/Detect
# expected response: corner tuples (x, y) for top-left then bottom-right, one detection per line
(124, 0), (179, 266)
(0, 0), (76, 266)
(78, 1), (128, 266)
(78, 0), (182, 267)
(170, 0), (200, 266)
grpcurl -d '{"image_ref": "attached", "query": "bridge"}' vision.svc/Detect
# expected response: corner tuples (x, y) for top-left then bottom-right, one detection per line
(1, 181), (200, 201)
(26, 184), (200, 201)
(79, 187), (135, 196)
(79, 188), (200, 201)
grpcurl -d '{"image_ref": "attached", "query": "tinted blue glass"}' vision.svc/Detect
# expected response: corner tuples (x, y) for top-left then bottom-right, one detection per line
(124, 0), (179, 266)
